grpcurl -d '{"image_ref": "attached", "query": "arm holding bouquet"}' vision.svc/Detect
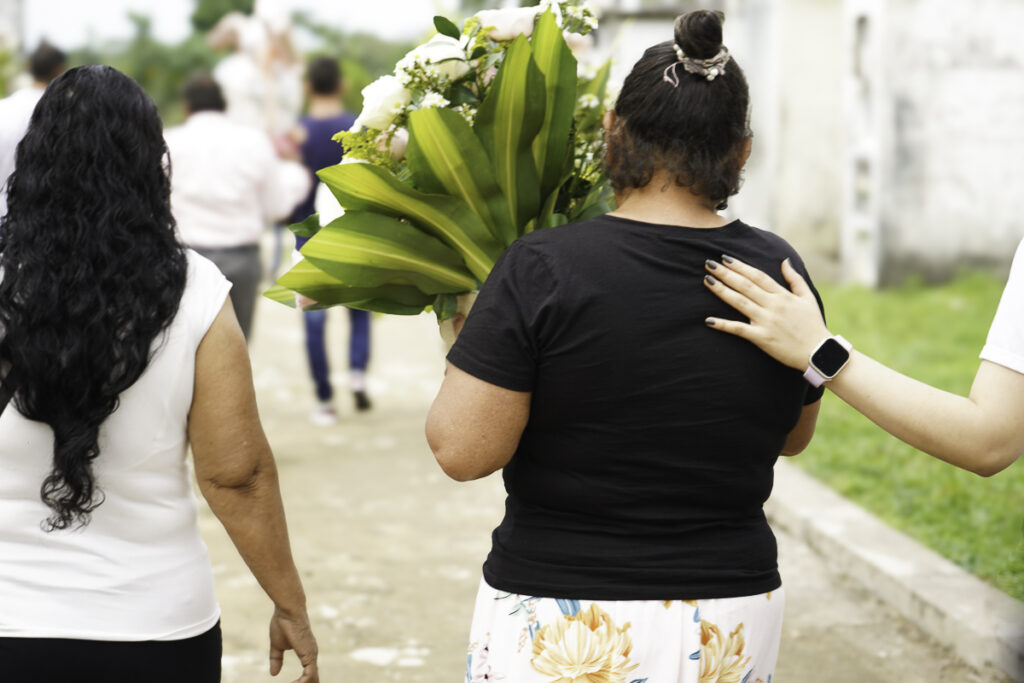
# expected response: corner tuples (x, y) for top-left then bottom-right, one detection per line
(703, 256), (1024, 476)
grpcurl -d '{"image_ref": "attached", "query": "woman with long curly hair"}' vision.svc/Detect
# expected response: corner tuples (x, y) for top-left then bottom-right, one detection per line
(428, 10), (824, 682)
(0, 65), (317, 682)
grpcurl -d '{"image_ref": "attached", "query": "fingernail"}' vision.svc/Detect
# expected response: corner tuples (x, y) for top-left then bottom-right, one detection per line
(705, 318), (716, 326)
(722, 255), (735, 264)
(704, 274), (717, 285)
(705, 259), (718, 270)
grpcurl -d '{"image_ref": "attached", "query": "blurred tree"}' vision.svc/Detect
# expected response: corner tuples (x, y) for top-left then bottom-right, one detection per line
(191, 0), (254, 33)
(292, 11), (413, 113)
(69, 13), (218, 125)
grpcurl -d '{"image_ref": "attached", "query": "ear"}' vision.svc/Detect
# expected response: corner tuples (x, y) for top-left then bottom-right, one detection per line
(738, 136), (753, 171)
(602, 109), (617, 135)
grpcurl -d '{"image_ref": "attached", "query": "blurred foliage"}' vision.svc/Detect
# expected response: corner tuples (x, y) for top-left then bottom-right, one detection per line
(69, 14), (218, 125)
(191, 0), (254, 32)
(0, 46), (15, 98)
(291, 12), (414, 113)
(58, 4), (417, 125)
(803, 271), (1024, 601)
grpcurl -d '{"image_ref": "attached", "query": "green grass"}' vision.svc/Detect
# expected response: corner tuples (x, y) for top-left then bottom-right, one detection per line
(800, 272), (1024, 602)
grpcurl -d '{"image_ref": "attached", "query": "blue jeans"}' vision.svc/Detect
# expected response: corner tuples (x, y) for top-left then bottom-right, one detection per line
(304, 308), (371, 402)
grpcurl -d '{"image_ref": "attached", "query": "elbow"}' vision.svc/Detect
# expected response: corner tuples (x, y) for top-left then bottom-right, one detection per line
(431, 445), (487, 482)
(960, 439), (1019, 477)
(425, 425), (482, 482)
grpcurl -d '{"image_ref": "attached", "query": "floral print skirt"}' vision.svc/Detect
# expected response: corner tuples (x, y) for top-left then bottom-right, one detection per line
(466, 578), (784, 683)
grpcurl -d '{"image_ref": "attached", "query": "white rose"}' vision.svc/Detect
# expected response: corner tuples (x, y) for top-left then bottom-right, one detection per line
(401, 34), (470, 82)
(351, 75), (412, 131)
(475, 6), (542, 41)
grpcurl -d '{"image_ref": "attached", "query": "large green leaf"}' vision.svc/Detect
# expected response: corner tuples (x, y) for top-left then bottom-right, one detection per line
(474, 34), (546, 235)
(318, 163), (501, 281)
(531, 11), (577, 203)
(301, 211), (477, 294)
(273, 259), (433, 314)
(406, 108), (516, 246)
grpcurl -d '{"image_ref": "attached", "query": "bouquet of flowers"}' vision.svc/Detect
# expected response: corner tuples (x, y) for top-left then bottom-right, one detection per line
(267, 0), (613, 322)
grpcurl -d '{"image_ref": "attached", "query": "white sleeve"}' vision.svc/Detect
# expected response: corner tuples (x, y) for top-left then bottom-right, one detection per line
(314, 182), (344, 225)
(980, 238), (1024, 374)
(184, 250), (233, 344)
(260, 156), (312, 223)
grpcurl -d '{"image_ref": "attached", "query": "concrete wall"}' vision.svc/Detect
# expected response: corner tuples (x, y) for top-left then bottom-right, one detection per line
(591, 0), (1024, 284)
(876, 0), (1024, 283)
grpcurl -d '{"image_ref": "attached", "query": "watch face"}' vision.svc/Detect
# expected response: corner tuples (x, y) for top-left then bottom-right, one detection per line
(811, 338), (850, 377)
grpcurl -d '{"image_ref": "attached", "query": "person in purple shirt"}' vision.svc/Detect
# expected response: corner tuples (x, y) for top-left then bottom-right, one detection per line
(291, 57), (371, 424)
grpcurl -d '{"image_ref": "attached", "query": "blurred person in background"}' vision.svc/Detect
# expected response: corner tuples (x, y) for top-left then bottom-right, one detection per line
(0, 65), (317, 682)
(291, 56), (372, 425)
(206, 0), (303, 156)
(0, 41), (66, 217)
(427, 11), (822, 682)
(165, 73), (309, 341)
(702, 250), (1024, 477)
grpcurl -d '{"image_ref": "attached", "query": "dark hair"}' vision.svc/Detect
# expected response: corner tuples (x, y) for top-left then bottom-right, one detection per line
(606, 10), (750, 209)
(29, 41), (66, 83)
(308, 56), (342, 96)
(0, 65), (187, 531)
(183, 72), (226, 113)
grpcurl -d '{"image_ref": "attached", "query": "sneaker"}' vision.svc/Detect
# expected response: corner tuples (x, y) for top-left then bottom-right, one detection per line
(353, 390), (372, 412)
(309, 402), (338, 426)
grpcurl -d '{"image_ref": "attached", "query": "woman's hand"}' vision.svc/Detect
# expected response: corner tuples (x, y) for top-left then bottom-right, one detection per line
(269, 606), (319, 682)
(703, 256), (830, 371)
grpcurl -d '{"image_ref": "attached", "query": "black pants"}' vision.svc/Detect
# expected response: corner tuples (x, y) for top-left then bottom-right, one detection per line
(0, 621), (222, 683)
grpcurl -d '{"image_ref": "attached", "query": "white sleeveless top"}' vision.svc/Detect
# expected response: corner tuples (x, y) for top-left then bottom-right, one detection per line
(0, 250), (230, 641)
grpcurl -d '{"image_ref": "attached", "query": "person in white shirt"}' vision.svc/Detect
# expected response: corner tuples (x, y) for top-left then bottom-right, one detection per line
(702, 245), (1024, 476)
(0, 41), (66, 217)
(165, 73), (309, 340)
(0, 64), (317, 683)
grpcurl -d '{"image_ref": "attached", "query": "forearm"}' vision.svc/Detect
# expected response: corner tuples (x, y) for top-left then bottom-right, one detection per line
(828, 352), (1004, 475)
(200, 458), (307, 613)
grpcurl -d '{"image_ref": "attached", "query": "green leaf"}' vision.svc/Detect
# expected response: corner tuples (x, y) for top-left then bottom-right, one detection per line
(263, 283), (300, 308)
(546, 213), (569, 228)
(530, 11), (577, 203)
(474, 34), (546, 234)
(406, 107), (516, 246)
(287, 212), (322, 239)
(273, 258), (433, 315)
(318, 163), (503, 281)
(470, 46), (487, 60)
(451, 84), (479, 105)
(433, 293), (459, 321)
(301, 211), (477, 294)
(433, 15), (461, 39)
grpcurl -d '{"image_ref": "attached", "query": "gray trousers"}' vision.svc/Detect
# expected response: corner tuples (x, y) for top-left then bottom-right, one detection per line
(193, 244), (262, 341)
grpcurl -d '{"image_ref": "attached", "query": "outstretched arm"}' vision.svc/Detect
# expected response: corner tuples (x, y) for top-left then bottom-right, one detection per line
(702, 257), (1024, 476)
(189, 300), (319, 682)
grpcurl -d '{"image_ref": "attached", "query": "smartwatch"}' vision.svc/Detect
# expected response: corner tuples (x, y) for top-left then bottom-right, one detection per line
(803, 335), (852, 388)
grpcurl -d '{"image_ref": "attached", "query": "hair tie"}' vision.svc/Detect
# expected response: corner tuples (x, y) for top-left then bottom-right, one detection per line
(663, 43), (732, 88)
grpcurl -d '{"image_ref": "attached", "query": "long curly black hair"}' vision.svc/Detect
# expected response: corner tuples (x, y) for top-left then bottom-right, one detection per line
(0, 65), (187, 531)
(607, 10), (751, 210)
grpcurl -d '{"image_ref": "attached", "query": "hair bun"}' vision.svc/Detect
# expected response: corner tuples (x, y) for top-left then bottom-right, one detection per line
(674, 10), (724, 60)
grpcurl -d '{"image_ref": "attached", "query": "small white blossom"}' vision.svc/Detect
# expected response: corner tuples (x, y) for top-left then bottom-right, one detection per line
(578, 93), (599, 109)
(419, 92), (450, 109)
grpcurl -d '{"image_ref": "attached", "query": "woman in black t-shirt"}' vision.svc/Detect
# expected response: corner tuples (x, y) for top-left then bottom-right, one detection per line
(427, 10), (823, 682)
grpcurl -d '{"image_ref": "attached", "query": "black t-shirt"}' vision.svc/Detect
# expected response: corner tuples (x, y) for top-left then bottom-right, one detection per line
(447, 214), (825, 600)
